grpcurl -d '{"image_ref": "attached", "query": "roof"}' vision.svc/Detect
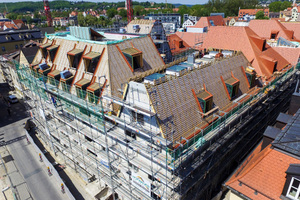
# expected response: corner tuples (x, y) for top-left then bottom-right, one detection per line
(48, 69), (61, 77)
(40, 43), (51, 49)
(75, 78), (90, 87)
(273, 109), (300, 157)
(32, 35), (165, 109)
(248, 20), (298, 41)
(239, 8), (269, 16)
(87, 82), (101, 92)
(167, 34), (191, 55)
(263, 126), (281, 140)
(146, 53), (250, 143)
(21, 46), (39, 64)
(47, 45), (59, 51)
(122, 47), (142, 56)
(202, 26), (290, 78)
(125, 19), (157, 34)
(68, 48), (84, 56)
(175, 32), (206, 50)
(226, 142), (300, 200)
(276, 112), (293, 124)
(83, 51), (100, 59)
(225, 77), (239, 85)
(282, 22), (300, 41)
(192, 15), (225, 28)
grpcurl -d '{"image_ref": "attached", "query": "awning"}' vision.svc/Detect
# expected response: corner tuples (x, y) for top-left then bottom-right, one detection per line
(47, 45), (59, 51)
(75, 78), (90, 87)
(122, 47), (142, 56)
(196, 90), (212, 100)
(83, 51), (100, 60)
(225, 77), (239, 85)
(48, 69), (60, 78)
(87, 82), (102, 92)
(68, 49), (84, 56)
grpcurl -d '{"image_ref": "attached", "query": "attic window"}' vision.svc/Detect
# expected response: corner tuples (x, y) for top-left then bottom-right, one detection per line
(75, 78), (90, 99)
(47, 45), (59, 62)
(87, 82), (103, 104)
(19, 34), (24, 39)
(131, 111), (144, 125)
(5, 35), (11, 40)
(224, 76), (240, 99)
(287, 177), (300, 200)
(26, 33), (31, 38)
(122, 47), (143, 71)
(67, 49), (84, 69)
(83, 51), (100, 73)
(179, 41), (184, 48)
(40, 43), (51, 59)
(270, 31), (278, 39)
(197, 90), (213, 113)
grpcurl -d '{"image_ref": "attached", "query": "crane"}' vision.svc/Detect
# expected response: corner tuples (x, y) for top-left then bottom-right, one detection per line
(43, 0), (52, 27)
(126, 0), (133, 23)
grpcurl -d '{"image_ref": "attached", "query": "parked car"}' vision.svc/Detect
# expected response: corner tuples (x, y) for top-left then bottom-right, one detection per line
(8, 95), (18, 103)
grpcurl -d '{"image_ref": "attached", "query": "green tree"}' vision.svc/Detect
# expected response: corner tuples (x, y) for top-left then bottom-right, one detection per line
(280, 1), (292, 11)
(133, 5), (145, 16)
(107, 8), (117, 18)
(77, 13), (86, 26)
(85, 15), (97, 26)
(255, 10), (269, 19)
(34, 11), (40, 19)
(118, 9), (127, 18)
(269, 1), (282, 12)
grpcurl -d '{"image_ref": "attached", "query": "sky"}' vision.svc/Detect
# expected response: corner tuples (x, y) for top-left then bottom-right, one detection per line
(0, 0), (206, 5)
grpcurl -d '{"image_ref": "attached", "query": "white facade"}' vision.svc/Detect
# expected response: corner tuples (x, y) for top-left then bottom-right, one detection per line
(182, 19), (195, 29)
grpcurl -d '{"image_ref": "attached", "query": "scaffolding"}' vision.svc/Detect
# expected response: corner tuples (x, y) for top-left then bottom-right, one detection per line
(15, 59), (298, 200)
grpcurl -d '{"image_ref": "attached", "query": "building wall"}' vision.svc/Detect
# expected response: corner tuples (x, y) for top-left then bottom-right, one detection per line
(0, 39), (42, 55)
(224, 190), (244, 200)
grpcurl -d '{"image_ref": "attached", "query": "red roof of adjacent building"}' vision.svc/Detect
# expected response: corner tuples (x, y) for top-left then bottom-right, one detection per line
(192, 15), (225, 28)
(225, 142), (300, 200)
(4, 23), (18, 29)
(249, 20), (299, 41)
(12, 19), (24, 25)
(273, 47), (300, 66)
(282, 22), (300, 40)
(239, 9), (269, 17)
(167, 34), (191, 55)
(202, 26), (290, 78)
(175, 32), (207, 50)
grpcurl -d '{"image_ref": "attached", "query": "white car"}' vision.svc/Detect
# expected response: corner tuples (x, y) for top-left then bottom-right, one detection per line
(8, 95), (18, 103)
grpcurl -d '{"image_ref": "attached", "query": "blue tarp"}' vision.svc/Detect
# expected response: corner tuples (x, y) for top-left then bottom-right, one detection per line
(60, 70), (72, 79)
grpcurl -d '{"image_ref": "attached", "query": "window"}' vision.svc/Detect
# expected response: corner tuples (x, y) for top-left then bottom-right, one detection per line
(49, 77), (56, 86)
(15, 45), (19, 49)
(224, 76), (240, 99)
(76, 87), (86, 99)
(287, 177), (300, 200)
(131, 111), (144, 125)
(20, 44), (23, 48)
(2, 46), (5, 52)
(47, 45), (59, 62)
(271, 34), (276, 39)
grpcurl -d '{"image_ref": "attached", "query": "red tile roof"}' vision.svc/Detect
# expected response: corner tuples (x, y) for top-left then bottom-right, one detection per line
(4, 23), (18, 29)
(249, 20), (299, 41)
(225, 142), (300, 200)
(192, 15), (225, 29)
(12, 19), (24, 25)
(175, 32), (207, 50)
(167, 34), (191, 55)
(239, 9), (269, 17)
(273, 47), (300, 66)
(202, 26), (290, 78)
(282, 22), (300, 40)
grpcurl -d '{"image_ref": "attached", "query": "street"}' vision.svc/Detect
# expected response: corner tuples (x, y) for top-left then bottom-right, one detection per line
(0, 73), (68, 200)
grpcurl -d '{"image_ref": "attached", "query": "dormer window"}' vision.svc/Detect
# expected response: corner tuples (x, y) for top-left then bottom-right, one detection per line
(222, 74), (240, 100)
(47, 45), (59, 62)
(270, 30), (279, 39)
(192, 86), (213, 115)
(5, 35), (11, 40)
(40, 43), (51, 59)
(245, 66), (256, 88)
(67, 49), (84, 69)
(179, 41), (184, 48)
(287, 177), (300, 200)
(122, 47), (143, 71)
(26, 33), (31, 39)
(83, 51), (100, 73)
(19, 34), (24, 39)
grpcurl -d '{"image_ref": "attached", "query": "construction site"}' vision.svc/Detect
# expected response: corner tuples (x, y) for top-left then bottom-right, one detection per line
(14, 26), (300, 200)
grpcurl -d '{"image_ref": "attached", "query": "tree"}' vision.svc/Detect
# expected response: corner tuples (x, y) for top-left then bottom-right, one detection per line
(34, 11), (40, 19)
(77, 13), (86, 26)
(255, 10), (268, 19)
(281, 1), (292, 11)
(118, 9), (127, 18)
(269, 1), (282, 12)
(107, 8), (117, 18)
(133, 5), (145, 16)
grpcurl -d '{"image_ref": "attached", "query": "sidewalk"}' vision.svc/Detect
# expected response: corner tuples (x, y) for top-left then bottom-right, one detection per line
(0, 146), (32, 200)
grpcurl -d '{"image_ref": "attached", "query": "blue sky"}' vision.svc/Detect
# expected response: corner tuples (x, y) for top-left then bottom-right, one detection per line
(0, 0), (206, 5)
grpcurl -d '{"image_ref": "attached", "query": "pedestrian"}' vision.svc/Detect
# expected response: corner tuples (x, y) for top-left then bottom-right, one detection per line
(7, 108), (11, 116)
